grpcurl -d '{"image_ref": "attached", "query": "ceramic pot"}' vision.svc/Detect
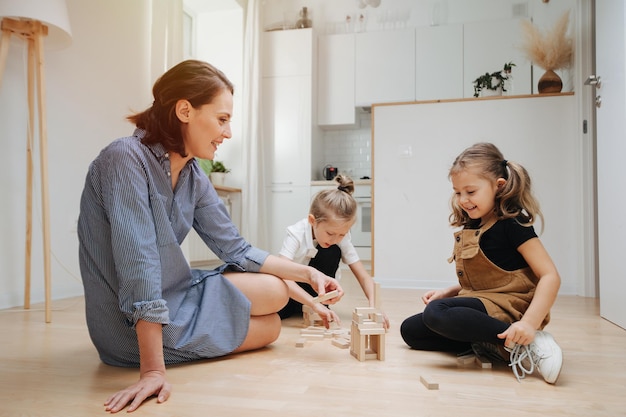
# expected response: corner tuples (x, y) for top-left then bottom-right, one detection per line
(210, 172), (226, 185)
(538, 69), (563, 94)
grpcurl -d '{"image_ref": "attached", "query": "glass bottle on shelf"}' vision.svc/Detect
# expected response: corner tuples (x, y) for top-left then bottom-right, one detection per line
(295, 7), (312, 29)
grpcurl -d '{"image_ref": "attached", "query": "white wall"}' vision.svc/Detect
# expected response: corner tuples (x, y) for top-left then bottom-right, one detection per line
(0, 0), (587, 308)
(0, 0), (180, 309)
(192, 7), (245, 188)
(373, 95), (582, 294)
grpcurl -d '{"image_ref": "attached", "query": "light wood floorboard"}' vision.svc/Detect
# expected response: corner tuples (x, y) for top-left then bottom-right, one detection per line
(1, 272), (625, 417)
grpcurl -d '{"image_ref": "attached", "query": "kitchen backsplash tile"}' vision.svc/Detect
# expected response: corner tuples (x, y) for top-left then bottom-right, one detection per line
(322, 110), (372, 179)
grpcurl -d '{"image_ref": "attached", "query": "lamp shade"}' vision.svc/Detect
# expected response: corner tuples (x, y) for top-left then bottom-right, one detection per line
(0, 0), (72, 49)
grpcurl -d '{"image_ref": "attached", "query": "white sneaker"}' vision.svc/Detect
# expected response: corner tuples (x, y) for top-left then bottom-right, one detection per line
(508, 331), (563, 384)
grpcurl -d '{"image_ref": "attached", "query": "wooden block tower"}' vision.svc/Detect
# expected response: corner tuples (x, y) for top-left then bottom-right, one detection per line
(350, 283), (385, 361)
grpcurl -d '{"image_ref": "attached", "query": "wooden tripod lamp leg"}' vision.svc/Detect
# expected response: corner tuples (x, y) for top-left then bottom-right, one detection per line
(33, 27), (52, 323)
(2, 18), (53, 322)
(24, 37), (35, 311)
(0, 26), (37, 311)
(0, 28), (10, 88)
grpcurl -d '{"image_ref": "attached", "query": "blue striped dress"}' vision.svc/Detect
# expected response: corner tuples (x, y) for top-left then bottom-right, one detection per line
(77, 129), (268, 367)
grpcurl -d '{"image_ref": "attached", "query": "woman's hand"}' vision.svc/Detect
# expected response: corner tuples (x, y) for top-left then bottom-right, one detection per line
(311, 303), (341, 328)
(309, 267), (344, 302)
(497, 320), (537, 348)
(104, 370), (171, 413)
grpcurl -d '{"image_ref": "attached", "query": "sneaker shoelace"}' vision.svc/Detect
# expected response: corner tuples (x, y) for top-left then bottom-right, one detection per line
(508, 344), (536, 382)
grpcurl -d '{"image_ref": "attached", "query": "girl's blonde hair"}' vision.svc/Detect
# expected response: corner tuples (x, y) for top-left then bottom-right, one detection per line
(310, 174), (357, 224)
(448, 142), (543, 231)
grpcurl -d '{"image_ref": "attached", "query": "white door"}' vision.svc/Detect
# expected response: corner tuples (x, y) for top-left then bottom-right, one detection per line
(596, 0), (626, 329)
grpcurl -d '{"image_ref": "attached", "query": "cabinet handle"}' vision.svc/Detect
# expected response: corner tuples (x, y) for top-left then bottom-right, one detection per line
(271, 189), (294, 193)
(271, 181), (294, 185)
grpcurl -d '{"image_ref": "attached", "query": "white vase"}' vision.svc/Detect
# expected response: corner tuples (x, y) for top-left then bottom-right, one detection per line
(480, 88), (502, 97)
(210, 172), (226, 185)
(481, 77), (503, 97)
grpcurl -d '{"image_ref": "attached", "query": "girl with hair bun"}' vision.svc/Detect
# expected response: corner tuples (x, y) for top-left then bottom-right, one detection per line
(278, 174), (389, 329)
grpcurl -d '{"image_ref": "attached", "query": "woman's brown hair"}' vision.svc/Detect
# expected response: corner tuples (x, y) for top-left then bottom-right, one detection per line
(127, 60), (234, 157)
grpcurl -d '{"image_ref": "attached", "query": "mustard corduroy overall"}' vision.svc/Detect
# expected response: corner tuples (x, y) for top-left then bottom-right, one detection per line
(448, 218), (549, 329)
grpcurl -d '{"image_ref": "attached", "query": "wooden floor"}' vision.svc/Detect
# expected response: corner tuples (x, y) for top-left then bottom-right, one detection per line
(1, 272), (625, 417)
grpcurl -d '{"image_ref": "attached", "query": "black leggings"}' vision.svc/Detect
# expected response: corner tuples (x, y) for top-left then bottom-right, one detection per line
(400, 297), (510, 353)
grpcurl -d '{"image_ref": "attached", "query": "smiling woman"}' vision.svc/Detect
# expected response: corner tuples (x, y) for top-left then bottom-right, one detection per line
(77, 59), (343, 413)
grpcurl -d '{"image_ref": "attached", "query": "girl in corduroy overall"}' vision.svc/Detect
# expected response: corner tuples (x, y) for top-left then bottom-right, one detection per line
(400, 142), (563, 384)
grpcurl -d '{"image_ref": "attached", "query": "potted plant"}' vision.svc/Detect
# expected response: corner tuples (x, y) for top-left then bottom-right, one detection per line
(196, 158), (230, 185)
(473, 62), (515, 97)
(520, 11), (573, 94)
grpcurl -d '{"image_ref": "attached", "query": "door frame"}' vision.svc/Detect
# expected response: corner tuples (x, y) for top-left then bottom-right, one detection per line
(577, 0), (598, 298)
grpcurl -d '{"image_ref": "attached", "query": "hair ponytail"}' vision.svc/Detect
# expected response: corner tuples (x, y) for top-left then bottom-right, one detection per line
(449, 142), (543, 232)
(310, 174), (356, 224)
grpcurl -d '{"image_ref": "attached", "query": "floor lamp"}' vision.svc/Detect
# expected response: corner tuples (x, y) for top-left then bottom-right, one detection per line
(0, 0), (71, 323)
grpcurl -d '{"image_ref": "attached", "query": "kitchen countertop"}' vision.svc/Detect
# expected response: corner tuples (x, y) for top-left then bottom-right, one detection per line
(311, 179), (372, 186)
(213, 184), (242, 193)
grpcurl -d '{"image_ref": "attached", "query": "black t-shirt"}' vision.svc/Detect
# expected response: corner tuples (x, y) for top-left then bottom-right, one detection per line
(467, 218), (538, 271)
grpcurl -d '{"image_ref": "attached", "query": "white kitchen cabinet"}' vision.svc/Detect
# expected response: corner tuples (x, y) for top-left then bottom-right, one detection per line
(266, 186), (312, 255)
(415, 24), (463, 100)
(355, 29), (416, 106)
(262, 29), (314, 254)
(262, 76), (312, 185)
(317, 33), (356, 126)
(463, 18), (531, 97)
(262, 28), (312, 77)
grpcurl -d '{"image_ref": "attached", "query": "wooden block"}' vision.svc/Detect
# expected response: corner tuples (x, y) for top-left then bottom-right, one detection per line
(364, 351), (378, 360)
(301, 326), (325, 335)
(295, 338), (306, 348)
(328, 320), (341, 330)
(475, 355), (492, 369)
(332, 338), (350, 349)
(301, 333), (324, 339)
(457, 353), (475, 366)
(420, 375), (439, 390)
(352, 311), (365, 323)
(350, 321), (366, 361)
(331, 328), (349, 337)
(358, 321), (382, 329)
(312, 289), (339, 304)
(354, 307), (378, 315)
(357, 326), (386, 336)
(371, 333), (385, 361)
(374, 282), (381, 309)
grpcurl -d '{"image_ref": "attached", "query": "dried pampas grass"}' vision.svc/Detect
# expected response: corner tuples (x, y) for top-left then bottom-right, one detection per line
(520, 11), (574, 71)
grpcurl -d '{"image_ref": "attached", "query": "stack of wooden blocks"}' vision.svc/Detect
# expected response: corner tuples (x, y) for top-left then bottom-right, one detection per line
(350, 306), (386, 361)
(296, 285), (387, 362)
(302, 304), (324, 328)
